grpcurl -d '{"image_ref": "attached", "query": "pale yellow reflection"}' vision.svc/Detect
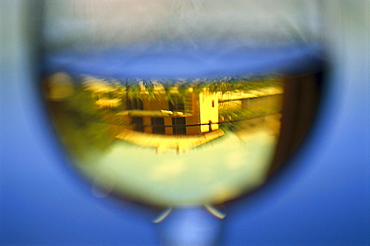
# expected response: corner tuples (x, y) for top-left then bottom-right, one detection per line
(149, 160), (186, 181)
(210, 185), (242, 205)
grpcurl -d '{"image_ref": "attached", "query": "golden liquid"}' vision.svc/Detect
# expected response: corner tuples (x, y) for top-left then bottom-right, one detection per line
(44, 74), (286, 206)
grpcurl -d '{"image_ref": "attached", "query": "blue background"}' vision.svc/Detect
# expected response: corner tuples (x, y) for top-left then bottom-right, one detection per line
(1, 1), (369, 245)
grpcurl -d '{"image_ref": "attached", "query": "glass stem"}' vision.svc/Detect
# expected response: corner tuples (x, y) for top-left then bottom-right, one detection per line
(157, 206), (223, 246)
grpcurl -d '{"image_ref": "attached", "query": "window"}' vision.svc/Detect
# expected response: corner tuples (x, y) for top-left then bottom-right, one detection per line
(131, 117), (144, 132)
(128, 98), (143, 110)
(172, 117), (186, 135)
(169, 97), (185, 111)
(152, 117), (165, 134)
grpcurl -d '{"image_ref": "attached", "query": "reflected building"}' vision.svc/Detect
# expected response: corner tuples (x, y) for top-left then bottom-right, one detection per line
(121, 87), (220, 135)
(83, 77), (283, 153)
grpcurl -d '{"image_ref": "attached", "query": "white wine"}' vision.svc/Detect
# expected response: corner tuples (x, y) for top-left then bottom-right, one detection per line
(42, 44), (324, 207)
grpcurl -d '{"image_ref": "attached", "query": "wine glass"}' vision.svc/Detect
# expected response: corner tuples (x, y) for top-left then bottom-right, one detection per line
(40, 0), (325, 245)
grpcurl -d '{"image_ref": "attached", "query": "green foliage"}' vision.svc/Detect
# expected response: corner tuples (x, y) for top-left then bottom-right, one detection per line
(218, 96), (282, 133)
(141, 79), (156, 100)
(63, 87), (99, 124)
(126, 83), (142, 100)
(89, 75), (282, 107)
(50, 86), (117, 162)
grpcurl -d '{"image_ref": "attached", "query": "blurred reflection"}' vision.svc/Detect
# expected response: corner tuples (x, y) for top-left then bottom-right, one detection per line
(43, 73), (288, 206)
(45, 74), (283, 153)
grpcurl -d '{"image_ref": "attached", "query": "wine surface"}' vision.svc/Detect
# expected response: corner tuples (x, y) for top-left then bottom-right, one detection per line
(42, 44), (323, 207)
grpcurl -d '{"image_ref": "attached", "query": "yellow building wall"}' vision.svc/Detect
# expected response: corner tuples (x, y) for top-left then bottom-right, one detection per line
(184, 93), (201, 135)
(199, 90), (219, 133)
